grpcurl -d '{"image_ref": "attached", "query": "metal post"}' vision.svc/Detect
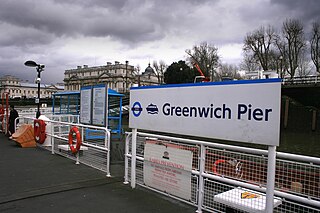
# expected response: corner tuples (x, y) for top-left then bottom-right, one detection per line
(36, 67), (41, 119)
(266, 145), (277, 213)
(125, 61), (129, 92)
(51, 121), (54, 154)
(123, 133), (131, 184)
(76, 152), (80, 165)
(196, 144), (206, 213)
(106, 129), (111, 177)
(284, 98), (290, 129)
(131, 128), (137, 189)
(5, 93), (8, 134)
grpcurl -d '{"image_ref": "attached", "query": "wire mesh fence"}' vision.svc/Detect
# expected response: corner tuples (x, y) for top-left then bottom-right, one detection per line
(125, 132), (320, 213)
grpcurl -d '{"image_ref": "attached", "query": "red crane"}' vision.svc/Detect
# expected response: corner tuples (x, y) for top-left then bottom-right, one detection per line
(193, 63), (210, 83)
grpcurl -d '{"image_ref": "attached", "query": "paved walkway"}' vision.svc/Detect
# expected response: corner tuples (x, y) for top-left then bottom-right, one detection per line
(0, 133), (195, 213)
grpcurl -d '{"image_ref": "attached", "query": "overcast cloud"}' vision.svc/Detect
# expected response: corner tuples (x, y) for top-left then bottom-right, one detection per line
(0, 0), (319, 84)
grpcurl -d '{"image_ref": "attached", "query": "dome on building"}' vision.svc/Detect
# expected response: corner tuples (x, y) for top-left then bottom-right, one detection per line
(143, 63), (155, 75)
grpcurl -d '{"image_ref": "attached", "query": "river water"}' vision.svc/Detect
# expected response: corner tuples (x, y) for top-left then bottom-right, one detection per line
(279, 131), (319, 157)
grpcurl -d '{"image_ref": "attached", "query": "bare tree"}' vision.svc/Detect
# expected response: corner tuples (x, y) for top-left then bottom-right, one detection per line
(297, 50), (313, 77)
(243, 25), (276, 71)
(218, 63), (241, 80)
(134, 64), (141, 75)
(152, 60), (167, 84)
(310, 21), (320, 75)
(274, 34), (289, 78)
(240, 53), (261, 72)
(185, 42), (219, 81)
(159, 60), (167, 84)
(282, 19), (306, 79)
(134, 64), (141, 86)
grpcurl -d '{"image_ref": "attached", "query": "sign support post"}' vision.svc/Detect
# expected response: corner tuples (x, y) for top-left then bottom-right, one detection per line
(131, 128), (137, 189)
(197, 144), (206, 213)
(266, 145), (277, 213)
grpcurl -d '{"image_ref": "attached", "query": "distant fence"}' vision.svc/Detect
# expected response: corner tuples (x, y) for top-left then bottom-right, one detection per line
(125, 132), (320, 213)
(282, 76), (320, 86)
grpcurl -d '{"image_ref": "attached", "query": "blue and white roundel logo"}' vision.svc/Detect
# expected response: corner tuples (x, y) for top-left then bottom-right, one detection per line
(131, 101), (143, 117)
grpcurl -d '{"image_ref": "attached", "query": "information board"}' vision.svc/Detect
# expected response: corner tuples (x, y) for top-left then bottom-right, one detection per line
(80, 86), (92, 124)
(129, 79), (281, 146)
(92, 84), (107, 126)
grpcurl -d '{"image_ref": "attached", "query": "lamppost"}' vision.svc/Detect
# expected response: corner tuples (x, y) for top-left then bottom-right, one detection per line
(125, 60), (129, 92)
(279, 56), (283, 78)
(24, 60), (45, 119)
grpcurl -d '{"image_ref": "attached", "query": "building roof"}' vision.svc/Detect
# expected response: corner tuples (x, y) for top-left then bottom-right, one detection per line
(19, 82), (64, 89)
(142, 63), (156, 75)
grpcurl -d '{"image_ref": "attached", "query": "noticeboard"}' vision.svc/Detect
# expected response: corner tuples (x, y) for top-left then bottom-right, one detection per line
(92, 84), (107, 126)
(80, 86), (92, 124)
(80, 84), (108, 126)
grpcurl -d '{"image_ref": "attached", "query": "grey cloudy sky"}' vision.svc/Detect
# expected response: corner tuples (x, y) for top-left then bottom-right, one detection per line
(0, 0), (319, 84)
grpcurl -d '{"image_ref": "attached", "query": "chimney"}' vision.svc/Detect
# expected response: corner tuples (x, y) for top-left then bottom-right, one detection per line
(83, 65), (88, 68)
(115, 61), (120, 65)
(77, 66), (82, 69)
(107, 62), (112, 65)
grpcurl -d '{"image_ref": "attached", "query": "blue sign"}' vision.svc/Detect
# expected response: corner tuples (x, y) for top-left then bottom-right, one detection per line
(131, 101), (143, 117)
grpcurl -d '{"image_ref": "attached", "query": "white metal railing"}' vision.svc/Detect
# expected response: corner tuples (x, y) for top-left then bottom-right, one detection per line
(16, 115), (111, 176)
(282, 75), (320, 85)
(125, 131), (320, 213)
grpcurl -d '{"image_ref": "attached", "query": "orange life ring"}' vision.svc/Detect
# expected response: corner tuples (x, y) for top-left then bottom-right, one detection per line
(68, 126), (82, 154)
(34, 119), (46, 144)
(212, 159), (226, 175)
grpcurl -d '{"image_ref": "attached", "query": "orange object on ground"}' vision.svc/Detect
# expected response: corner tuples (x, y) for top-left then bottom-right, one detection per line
(68, 126), (82, 154)
(34, 119), (46, 144)
(12, 124), (36, 148)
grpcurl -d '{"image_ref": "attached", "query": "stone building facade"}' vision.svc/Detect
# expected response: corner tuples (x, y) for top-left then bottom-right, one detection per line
(0, 75), (64, 99)
(64, 61), (160, 92)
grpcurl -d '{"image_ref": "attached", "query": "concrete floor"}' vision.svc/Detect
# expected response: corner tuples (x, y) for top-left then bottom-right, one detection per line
(0, 133), (196, 213)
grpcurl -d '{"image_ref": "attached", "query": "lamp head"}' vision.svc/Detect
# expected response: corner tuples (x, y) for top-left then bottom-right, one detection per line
(24, 60), (38, 67)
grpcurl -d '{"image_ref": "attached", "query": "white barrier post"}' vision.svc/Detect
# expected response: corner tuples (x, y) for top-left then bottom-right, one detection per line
(51, 121), (54, 154)
(123, 133), (131, 184)
(266, 145), (277, 213)
(197, 144), (206, 213)
(106, 129), (111, 177)
(76, 152), (80, 165)
(131, 128), (137, 189)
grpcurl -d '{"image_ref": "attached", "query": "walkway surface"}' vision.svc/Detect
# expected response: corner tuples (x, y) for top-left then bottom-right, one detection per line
(0, 133), (195, 213)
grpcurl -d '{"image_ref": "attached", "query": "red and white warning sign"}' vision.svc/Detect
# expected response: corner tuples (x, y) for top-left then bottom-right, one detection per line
(143, 143), (193, 200)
